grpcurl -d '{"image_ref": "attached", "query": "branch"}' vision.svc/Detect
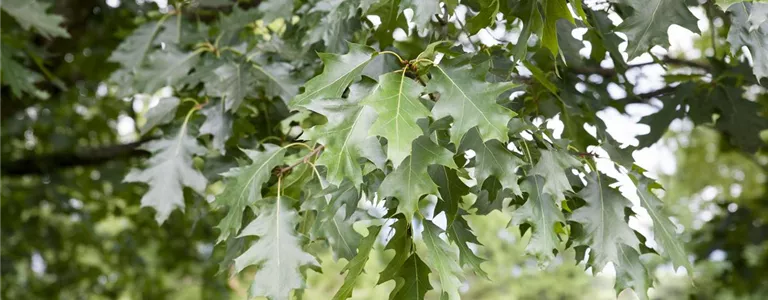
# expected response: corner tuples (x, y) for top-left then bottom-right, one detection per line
(570, 57), (711, 77)
(2, 137), (156, 176)
(622, 86), (679, 104)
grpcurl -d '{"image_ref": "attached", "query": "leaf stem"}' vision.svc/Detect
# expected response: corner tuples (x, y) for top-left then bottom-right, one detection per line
(283, 142), (313, 152)
(410, 58), (435, 66)
(175, 103), (203, 155)
(379, 51), (406, 64)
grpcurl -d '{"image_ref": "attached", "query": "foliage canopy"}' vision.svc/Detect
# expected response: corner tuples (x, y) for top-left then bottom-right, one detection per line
(2, 0), (768, 299)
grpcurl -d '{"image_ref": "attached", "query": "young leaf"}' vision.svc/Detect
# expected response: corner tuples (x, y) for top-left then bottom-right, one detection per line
(214, 145), (286, 242)
(509, 175), (566, 262)
(616, 0), (700, 59)
(123, 132), (207, 224)
(379, 136), (457, 222)
(460, 128), (525, 196)
(364, 71), (431, 167)
(333, 226), (383, 300)
(305, 81), (386, 187)
(1, 0), (70, 38)
(427, 60), (517, 146)
(422, 220), (463, 300)
(234, 196), (318, 300)
(571, 172), (640, 271)
(290, 43), (375, 109)
(530, 149), (581, 201)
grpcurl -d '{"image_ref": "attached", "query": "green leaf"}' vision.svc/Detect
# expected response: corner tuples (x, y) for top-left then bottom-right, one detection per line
(401, 0), (440, 29)
(252, 62), (301, 104)
(389, 254), (433, 300)
(108, 21), (166, 71)
(530, 149), (581, 201)
(509, 175), (566, 262)
(636, 89), (685, 148)
(727, 2), (768, 81)
(141, 97), (180, 135)
(541, 0), (575, 56)
(304, 1), (363, 52)
(259, 0), (294, 23)
(467, 0), (500, 34)
(199, 100), (233, 154)
(207, 61), (257, 111)
(747, 4), (768, 30)
(631, 172), (692, 274)
(616, 245), (651, 300)
(473, 178), (509, 214)
(234, 196), (318, 300)
(445, 213), (489, 278)
(216, 6), (261, 42)
(716, 0), (768, 10)
(290, 43), (375, 109)
(364, 71), (431, 167)
(427, 60), (517, 146)
(422, 220), (463, 300)
(136, 48), (200, 94)
(511, 0), (543, 60)
(333, 226), (382, 300)
(368, 0), (407, 47)
(1, 0), (70, 38)
(378, 216), (413, 285)
(302, 183), (366, 260)
(689, 86), (768, 153)
(214, 145), (286, 242)
(429, 165), (470, 227)
(123, 131), (207, 224)
(460, 128), (525, 196)
(306, 81), (386, 187)
(0, 46), (45, 98)
(571, 0), (590, 26)
(379, 136), (457, 222)
(571, 172), (640, 271)
(616, 0), (700, 59)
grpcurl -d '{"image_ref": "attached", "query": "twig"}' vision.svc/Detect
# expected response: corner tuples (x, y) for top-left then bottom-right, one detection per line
(276, 145), (324, 176)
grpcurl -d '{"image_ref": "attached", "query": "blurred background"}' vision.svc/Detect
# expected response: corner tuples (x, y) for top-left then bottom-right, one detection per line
(2, 0), (767, 299)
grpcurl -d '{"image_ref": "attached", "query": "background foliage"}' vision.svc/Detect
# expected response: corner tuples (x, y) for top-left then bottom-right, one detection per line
(2, 0), (768, 299)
